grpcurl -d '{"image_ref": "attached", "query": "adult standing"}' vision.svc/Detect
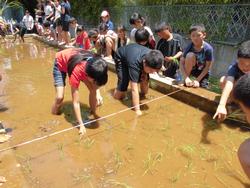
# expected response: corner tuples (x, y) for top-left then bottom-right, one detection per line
(22, 10), (34, 34)
(60, 0), (71, 45)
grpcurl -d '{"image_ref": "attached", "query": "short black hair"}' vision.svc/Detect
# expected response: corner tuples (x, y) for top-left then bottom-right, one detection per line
(189, 24), (206, 34)
(76, 25), (84, 32)
(233, 73), (250, 108)
(98, 22), (108, 33)
(86, 57), (108, 86)
(154, 22), (172, 33)
(144, 50), (164, 70)
(88, 29), (99, 38)
(69, 17), (76, 23)
(67, 50), (108, 86)
(238, 40), (250, 59)
(43, 21), (50, 28)
(135, 28), (149, 43)
(129, 12), (145, 25)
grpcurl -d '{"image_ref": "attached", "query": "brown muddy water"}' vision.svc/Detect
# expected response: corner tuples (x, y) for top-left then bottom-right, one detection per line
(0, 39), (250, 188)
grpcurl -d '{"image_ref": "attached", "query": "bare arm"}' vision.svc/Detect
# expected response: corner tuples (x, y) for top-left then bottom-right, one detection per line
(213, 76), (234, 121)
(71, 87), (83, 125)
(180, 57), (187, 78)
(131, 81), (141, 115)
(84, 80), (98, 116)
(105, 37), (114, 59)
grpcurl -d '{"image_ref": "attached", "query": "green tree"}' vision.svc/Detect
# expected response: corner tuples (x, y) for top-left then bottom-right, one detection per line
(70, 0), (125, 27)
(0, 0), (22, 16)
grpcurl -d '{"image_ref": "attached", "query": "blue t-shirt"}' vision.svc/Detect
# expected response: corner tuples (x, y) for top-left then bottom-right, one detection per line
(183, 41), (214, 71)
(106, 20), (114, 30)
(227, 62), (244, 80)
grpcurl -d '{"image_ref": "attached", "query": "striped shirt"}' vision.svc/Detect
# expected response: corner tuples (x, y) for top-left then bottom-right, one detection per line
(156, 33), (183, 59)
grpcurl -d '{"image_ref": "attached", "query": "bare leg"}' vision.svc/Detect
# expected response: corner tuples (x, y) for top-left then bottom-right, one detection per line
(238, 138), (250, 179)
(184, 52), (196, 87)
(140, 74), (149, 97)
(51, 86), (65, 115)
(113, 89), (126, 100)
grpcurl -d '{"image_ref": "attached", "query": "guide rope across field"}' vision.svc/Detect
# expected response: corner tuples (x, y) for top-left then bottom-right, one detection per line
(0, 89), (182, 153)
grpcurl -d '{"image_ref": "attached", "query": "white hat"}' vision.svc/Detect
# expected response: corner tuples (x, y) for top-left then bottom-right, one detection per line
(101, 10), (109, 17)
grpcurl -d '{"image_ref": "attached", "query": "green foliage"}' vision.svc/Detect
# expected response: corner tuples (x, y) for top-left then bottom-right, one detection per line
(135, 0), (246, 5)
(0, 0), (22, 16)
(70, 0), (125, 27)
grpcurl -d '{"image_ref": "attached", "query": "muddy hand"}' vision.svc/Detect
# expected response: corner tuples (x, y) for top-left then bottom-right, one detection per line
(79, 124), (86, 136)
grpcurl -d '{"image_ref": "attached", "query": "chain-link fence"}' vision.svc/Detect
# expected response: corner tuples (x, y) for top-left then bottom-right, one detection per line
(108, 4), (250, 43)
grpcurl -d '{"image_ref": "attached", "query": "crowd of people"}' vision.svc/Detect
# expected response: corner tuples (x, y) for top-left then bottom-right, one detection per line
(0, 0), (250, 183)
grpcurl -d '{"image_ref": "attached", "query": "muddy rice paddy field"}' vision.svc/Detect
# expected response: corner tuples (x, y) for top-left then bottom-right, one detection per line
(0, 39), (250, 188)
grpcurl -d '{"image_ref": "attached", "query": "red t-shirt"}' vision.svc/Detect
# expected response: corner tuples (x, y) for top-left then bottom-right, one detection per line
(76, 31), (91, 50)
(56, 48), (88, 88)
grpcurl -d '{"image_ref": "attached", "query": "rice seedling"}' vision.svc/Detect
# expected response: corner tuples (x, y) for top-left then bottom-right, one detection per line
(188, 183), (213, 188)
(169, 170), (182, 184)
(227, 109), (246, 120)
(20, 155), (32, 174)
(199, 145), (217, 162)
(162, 137), (175, 155)
(105, 179), (132, 188)
(205, 119), (218, 129)
(125, 143), (134, 151)
(158, 119), (170, 132)
(142, 151), (163, 176)
(73, 173), (92, 185)
(214, 175), (229, 188)
(179, 144), (196, 159)
(57, 143), (65, 160)
(185, 159), (195, 172)
(83, 137), (95, 149)
(114, 151), (123, 173)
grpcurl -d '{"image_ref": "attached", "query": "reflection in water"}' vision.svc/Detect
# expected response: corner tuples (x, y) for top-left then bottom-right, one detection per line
(29, 43), (38, 59)
(3, 58), (12, 70)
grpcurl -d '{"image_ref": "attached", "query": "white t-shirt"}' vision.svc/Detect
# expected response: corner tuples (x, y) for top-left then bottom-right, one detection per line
(44, 5), (53, 16)
(55, 5), (61, 20)
(22, 15), (34, 30)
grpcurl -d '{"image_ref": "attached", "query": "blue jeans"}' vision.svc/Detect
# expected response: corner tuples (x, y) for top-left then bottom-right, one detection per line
(53, 60), (66, 87)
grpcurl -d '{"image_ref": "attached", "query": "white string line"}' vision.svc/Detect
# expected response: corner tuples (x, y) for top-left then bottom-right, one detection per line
(0, 89), (181, 153)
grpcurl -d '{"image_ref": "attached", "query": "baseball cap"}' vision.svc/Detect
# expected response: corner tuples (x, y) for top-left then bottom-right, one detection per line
(101, 10), (109, 17)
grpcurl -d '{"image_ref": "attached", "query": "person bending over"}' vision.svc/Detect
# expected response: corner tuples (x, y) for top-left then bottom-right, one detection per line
(51, 48), (108, 134)
(113, 28), (164, 115)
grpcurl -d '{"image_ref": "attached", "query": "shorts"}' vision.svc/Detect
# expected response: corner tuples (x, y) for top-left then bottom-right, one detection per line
(115, 61), (130, 92)
(191, 65), (209, 88)
(163, 60), (179, 79)
(62, 20), (69, 31)
(55, 18), (62, 27)
(53, 60), (67, 87)
(61, 15), (70, 32)
(20, 28), (26, 37)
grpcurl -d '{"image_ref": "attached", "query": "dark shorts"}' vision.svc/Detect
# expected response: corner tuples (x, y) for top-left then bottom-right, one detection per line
(163, 60), (179, 79)
(62, 20), (69, 32)
(115, 62), (130, 92)
(53, 60), (67, 87)
(55, 18), (62, 27)
(191, 65), (209, 88)
(20, 28), (26, 37)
